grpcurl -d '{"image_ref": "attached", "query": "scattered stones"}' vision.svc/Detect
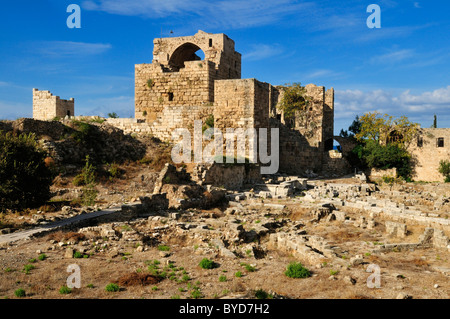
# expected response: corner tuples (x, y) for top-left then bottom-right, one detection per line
(64, 248), (74, 259)
(396, 293), (412, 299)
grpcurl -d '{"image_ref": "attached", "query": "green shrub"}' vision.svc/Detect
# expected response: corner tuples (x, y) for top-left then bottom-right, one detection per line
(107, 112), (119, 119)
(14, 289), (26, 298)
(157, 245), (170, 252)
(235, 271), (243, 278)
(205, 114), (214, 128)
(219, 275), (227, 282)
(255, 289), (271, 299)
(199, 258), (215, 269)
(77, 156), (98, 206)
(38, 254), (47, 261)
(59, 285), (72, 294)
(284, 262), (311, 278)
(240, 263), (256, 272)
(438, 160), (450, 182)
(0, 131), (54, 212)
(105, 283), (120, 292)
(277, 83), (310, 119)
(190, 288), (203, 299)
(354, 140), (412, 180)
(22, 264), (35, 274)
(73, 251), (83, 259)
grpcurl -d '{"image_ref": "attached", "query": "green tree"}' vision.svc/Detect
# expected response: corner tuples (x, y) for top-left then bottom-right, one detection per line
(355, 111), (418, 147)
(108, 112), (119, 119)
(0, 132), (54, 212)
(277, 83), (311, 119)
(438, 160), (450, 182)
(348, 112), (418, 180)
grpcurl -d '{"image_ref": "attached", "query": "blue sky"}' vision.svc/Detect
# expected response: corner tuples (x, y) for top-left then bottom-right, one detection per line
(0, 0), (449, 133)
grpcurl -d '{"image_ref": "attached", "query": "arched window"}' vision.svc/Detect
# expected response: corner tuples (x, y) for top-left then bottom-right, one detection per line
(168, 43), (205, 71)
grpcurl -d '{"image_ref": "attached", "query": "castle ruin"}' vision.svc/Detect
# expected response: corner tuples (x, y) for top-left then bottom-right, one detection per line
(133, 30), (341, 176)
(32, 88), (74, 121)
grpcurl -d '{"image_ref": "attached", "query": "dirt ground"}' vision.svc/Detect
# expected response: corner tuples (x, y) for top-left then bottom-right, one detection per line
(0, 162), (449, 300)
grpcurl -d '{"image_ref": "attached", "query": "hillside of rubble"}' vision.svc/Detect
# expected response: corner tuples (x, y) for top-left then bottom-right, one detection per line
(0, 119), (449, 300)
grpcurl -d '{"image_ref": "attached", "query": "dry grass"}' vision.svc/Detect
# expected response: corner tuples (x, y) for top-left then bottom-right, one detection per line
(115, 272), (162, 287)
(47, 231), (86, 243)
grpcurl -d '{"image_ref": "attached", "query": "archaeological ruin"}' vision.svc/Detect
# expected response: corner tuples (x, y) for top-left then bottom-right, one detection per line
(30, 30), (450, 181)
(32, 88), (74, 121)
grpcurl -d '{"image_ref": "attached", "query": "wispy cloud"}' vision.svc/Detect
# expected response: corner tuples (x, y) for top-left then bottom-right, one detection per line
(335, 86), (450, 127)
(82, 0), (315, 29)
(243, 44), (284, 61)
(370, 49), (415, 64)
(414, 2), (421, 9)
(0, 100), (31, 120)
(35, 41), (112, 58)
(354, 24), (432, 43)
(303, 69), (344, 80)
(79, 95), (134, 118)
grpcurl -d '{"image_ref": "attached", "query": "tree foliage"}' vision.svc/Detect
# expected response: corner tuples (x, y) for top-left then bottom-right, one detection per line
(355, 111), (419, 147)
(353, 140), (412, 179)
(0, 131), (54, 212)
(340, 115), (362, 138)
(277, 83), (310, 119)
(439, 160), (450, 183)
(343, 113), (416, 180)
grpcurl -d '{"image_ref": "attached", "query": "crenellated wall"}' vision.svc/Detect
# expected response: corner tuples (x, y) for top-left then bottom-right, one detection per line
(32, 88), (74, 121)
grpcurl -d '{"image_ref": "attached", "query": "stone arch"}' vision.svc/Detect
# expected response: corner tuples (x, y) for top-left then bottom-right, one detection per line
(324, 137), (343, 152)
(168, 42), (205, 71)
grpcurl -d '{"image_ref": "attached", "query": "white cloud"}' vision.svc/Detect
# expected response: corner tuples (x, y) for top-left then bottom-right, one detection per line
(370, 49), (415, 64)
(82, 0), (314, 29)
(77, 95), (134, 118)
(414, 2), (421, 8)
(243, 44), (284, 61)
(0, 100), (31, 120)
(334, 86), (450, 128)
(36, 41), (112, 57)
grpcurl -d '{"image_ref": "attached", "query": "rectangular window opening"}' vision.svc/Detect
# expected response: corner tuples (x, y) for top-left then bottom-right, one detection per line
(437, 137), (444, 148)
(209, 39), (213, 47)
(168, 92), (174, 101)
(417, 136), (423, 147)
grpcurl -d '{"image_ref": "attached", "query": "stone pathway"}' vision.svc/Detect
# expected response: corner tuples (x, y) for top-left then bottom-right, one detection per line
(0, 206), (123, 245)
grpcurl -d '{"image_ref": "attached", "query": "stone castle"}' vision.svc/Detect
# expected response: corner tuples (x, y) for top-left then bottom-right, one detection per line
(132, 30), (340, 175)
(31, 30), (450, 180)
(32, 88), (74, 121)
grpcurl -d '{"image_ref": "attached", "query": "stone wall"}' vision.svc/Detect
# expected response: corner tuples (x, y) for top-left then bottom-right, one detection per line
(408, 128), (450, 182)
(152, 30), (241, 79)
(191, 162), (263, 190)
(33, 89), (74, 121)
(214, 79), (270, 161)
(270, 84), (336, 175)
(135, 60), (216, 122)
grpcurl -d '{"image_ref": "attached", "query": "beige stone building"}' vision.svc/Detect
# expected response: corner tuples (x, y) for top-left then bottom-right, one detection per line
(32, 88), (74, 121)
(134, 30), (339, 175)
(409, 128), (450, 182)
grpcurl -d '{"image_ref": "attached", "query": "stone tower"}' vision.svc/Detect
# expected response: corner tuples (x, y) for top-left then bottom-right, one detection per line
(135, 30), (242, 123)
(32, 88), (74, 121)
